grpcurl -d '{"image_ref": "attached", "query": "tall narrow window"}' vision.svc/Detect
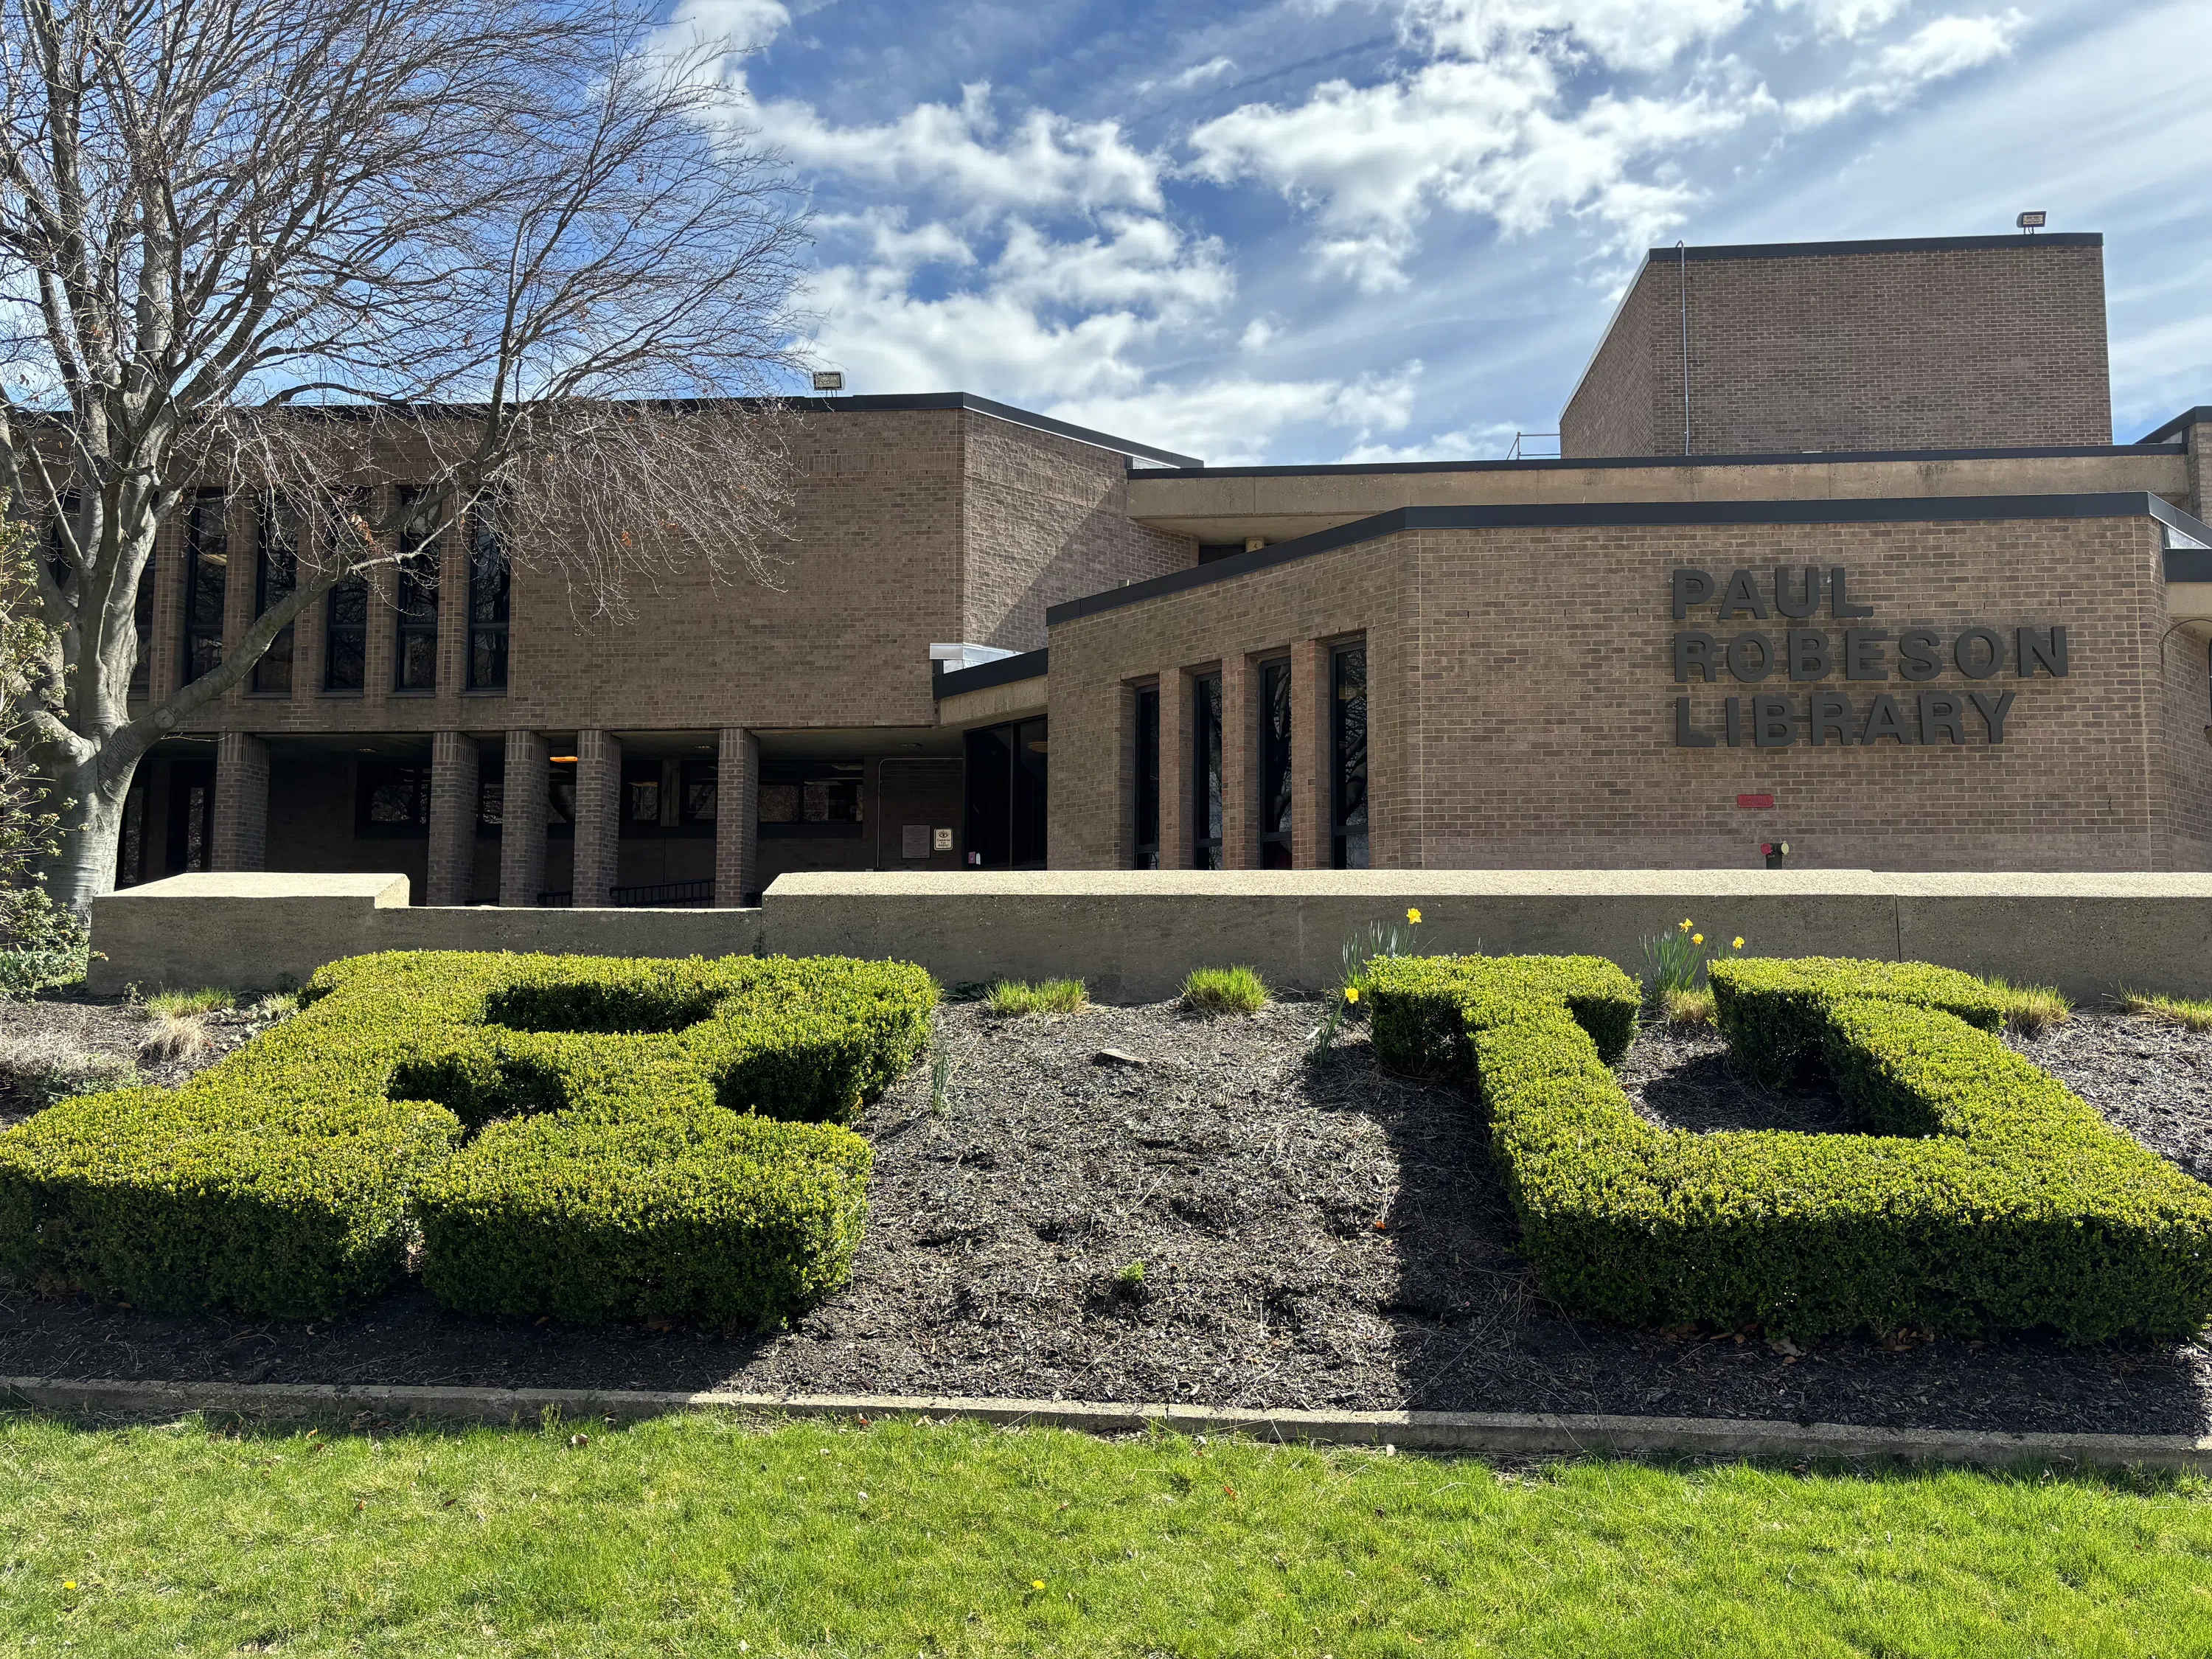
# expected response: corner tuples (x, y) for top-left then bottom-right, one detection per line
(129, 543), (154, 695)
(322, 493), (369, 692)
(961, 721), (1046, 869)
(180, 490), (227, 683)
(1133, 684), (1159, 869)
(1192, 671), (1222, 870)
(1259, 658), (1293, 868)
(467, 505), (509, 690)
(1330, 641), (1368, 869)
(251, 498), (296, 695)
(394, 489), (439, 692)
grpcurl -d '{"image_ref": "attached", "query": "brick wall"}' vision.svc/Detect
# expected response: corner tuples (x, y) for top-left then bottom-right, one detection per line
(1562, 237), (2112, 458)
(1048, 510), (2198, 872)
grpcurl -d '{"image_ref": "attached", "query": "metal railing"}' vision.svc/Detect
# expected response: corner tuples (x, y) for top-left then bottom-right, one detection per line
(1506, 430), (1561, 460)
(537, 878), (716, 908)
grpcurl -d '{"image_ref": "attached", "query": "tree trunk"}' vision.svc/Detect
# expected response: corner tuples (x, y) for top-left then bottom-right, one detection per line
(42, 747), (139, 917)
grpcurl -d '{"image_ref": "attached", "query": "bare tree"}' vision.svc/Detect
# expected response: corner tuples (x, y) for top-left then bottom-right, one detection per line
(0, 0), (809, 911)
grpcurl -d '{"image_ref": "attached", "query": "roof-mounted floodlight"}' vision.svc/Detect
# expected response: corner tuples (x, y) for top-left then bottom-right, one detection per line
(2016, 210), (2046, 234)
(811, 370), (845, 392)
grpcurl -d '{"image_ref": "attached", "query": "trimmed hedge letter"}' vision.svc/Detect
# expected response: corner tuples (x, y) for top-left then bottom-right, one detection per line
(1366, 955), (2212, 1341)
(0, 952), (934, 1323)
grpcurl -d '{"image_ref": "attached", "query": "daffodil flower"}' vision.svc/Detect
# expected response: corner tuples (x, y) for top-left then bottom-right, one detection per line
(1345, 986), (1360, 1004)
(1406, 907), (1422, 925)
(1032, 1579), (1046, 1590)
(1732, 936), (1745, 950)
(1691, 933), (1703, 945)
(1679, 918), (1694, 932)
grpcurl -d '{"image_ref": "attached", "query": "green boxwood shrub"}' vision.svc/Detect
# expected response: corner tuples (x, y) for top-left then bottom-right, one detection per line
(0, 950), (934, 1323)
(1367, 953), (2212, 1343)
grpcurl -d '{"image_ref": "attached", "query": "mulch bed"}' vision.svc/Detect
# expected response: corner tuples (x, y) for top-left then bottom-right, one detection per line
(0, 992), (2208, 1437)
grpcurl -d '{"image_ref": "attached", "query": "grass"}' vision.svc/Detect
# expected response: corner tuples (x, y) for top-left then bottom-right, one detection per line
(2120, 989), (2212, 1034)
(0, 1028), (133, 1105)
(1180, 964), (1267, 1016)
(1660, 986), (1715, 1027)
(136, 1009), (213, 1065)
(983, 977), (1088, 1018)
(142, 987), (234, 1017)
(1, 1413), (2209, 1656)
(1980, 977), (2073, 1036)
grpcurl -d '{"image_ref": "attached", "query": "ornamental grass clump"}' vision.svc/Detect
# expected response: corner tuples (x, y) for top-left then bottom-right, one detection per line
(1180, 966), (1266, 1017)
(143, 987), (234, 1017)
(2119, 989), (2212, 1033)
(982, 978), (1088, 1018)
(1639, 918), (1745, 1019)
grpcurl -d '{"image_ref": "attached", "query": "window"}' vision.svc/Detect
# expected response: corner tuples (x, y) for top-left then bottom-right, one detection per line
(682, 759), (717, 823)
(165, 761), (215, 873)
(467, 505), (509, 691)
(1133, 684), (1159, 869)
(1192, 672), (1222, 869)
(323, 494), (368, 692)
(130, 544), (154, 695)
(355, 762), (431, 837)
(181, 490), (226, 684)
(394, 490), (439, 692)
(1260, 658), (1293, 868)
(963, 722), (1046, 868)
(251, 498), (296, 695)
(621, 757), (720, 837)
(759, 759), (864, 837)
(547, 757), (577, 836)
(1330, 641), (1368, 869)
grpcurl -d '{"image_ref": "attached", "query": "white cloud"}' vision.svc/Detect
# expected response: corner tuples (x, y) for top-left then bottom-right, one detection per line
(1339, 419), (1526, 462)
(1781, 10), (2026, 126)
(1239, 316), (1281, 352)
(660, 0), (793, 55)
(1775, 0), (1912, 38)
(1140, 55), (1238, 94)
(1047, 367), (1423, 467)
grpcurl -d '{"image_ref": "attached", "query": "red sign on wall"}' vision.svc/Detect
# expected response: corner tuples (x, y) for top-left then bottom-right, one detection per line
(1736, 793), (1775, 809)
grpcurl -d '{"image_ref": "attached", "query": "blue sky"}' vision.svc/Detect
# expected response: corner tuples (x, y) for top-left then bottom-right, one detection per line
(668, 0), (2212, 465)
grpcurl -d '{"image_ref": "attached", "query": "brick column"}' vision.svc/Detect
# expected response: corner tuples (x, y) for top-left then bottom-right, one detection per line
(498, 729), (549, 905)
(1156, 667), (1189, 870)
(571, 729), (622, 905)
(2186, 416), (2212, 523)
(1290, 639), (1329, 869)
(425, 731), (479, 905)
(1220, 653), (1256, 869)
(209, 731), (268, 872)
(714, 727), (759, 906)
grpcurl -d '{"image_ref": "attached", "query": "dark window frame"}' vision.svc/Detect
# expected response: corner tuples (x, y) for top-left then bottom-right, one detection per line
(249, 495), (297, 695)
(1192, 671), (1222, 870)
(392, 488), (439, 693)
(354, 761), (432, 839)
(1329, 640), (1369, 869)
(1132, 682), (1159, 869)
(466, 504), (510, 692)
(759, 758), (866, 840)
(180, 490), (227, 686)
(962, 721), (1046, 868)
(1259, 656), (1293, 869)
(322, 492), (370, 693)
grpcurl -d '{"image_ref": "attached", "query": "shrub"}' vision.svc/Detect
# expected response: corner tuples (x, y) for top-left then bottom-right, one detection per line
(2120, 990), (2212, 1034)
(1180, 966), (1266, 1017)
(0, 950), (934, 1322)
(983, 978), (1087, 1018)
(0, 887), (91, 999)
(137, 1011), (214, 1066)
(1368, 953), (2212, 1343)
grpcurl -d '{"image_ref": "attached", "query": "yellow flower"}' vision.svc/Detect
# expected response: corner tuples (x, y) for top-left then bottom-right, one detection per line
(1732, 936), (1745, 950)
(1345, 986), (1359, 1004)
(1691, 933), (1703, 945)
(1679, 918), (1694, 932)
(1406, 907), (1422, 925)
(62, 1581), (75, 1590)
(1032, 1580), (1046, 1590)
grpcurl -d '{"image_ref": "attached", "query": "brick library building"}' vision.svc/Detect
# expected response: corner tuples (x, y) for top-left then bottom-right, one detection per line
(118, 230), (2212, 904)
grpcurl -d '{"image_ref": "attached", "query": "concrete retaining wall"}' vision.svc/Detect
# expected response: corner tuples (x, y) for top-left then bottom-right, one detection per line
(86, 868), (2212, 1001)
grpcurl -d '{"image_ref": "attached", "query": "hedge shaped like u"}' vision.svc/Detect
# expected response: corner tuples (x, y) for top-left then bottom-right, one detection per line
(0, 951), (936, 1322)
(1366, 953), (2212, 1341)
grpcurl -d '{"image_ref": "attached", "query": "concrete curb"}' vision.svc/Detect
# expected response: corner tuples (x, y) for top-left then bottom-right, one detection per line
(4, 1376), (2208, 1471)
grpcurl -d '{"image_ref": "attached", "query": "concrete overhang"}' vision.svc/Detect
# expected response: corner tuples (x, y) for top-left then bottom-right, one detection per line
(1127, 446), (2191, 546)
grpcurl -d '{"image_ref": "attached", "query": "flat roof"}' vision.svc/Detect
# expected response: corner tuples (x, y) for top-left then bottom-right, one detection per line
(785, 392), (1203, 468)
(1129, 442), (2177, 483)
(1652, 232), (2102, 264)
(1048, 491), (2212, 626)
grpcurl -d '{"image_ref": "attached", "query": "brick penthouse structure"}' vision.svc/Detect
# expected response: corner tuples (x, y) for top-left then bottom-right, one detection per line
(119, 231), (2212, 897)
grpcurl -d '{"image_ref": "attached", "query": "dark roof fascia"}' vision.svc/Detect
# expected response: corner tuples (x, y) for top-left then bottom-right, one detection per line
(1652, 232), (2103, 264)
(933, 647), (1050, 700)
(1130, 442), (2180, 483)
(1048, 493), (2199, 627)
(776, 392), (1200, 468)
(2139, 406), (2212, 445)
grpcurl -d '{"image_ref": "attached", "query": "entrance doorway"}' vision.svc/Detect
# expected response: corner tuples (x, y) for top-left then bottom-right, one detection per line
(963, 718), (1046, 868)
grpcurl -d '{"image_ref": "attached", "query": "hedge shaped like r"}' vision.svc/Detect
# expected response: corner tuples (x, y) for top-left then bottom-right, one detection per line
(1366, 953), (2212, 1341)
(0, 950), (936, 1322)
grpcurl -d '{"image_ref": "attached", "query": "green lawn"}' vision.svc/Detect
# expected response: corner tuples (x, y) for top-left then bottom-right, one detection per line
(3, 1411), (2208, 1656)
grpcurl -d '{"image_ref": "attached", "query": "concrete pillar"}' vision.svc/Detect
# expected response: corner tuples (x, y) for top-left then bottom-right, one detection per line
(209, 731), (268, 872)
(714, 727), (759, 906)
(1290, 639), (1328, 869)
(571, 729), (622, 905)
(1220, 653), (1256, 870)
(498, 729), (549, 905)
(426, 731), (479, 906)
(1156, 668), (1189, 870)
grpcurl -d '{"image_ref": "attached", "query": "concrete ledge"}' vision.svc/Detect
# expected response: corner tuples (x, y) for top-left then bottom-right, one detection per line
(3, 1376), (2205, 1470)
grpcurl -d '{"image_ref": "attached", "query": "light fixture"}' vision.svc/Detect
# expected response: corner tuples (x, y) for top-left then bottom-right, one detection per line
(812, 370), (845, 392)
(548, 754), (578, 764)
(2016, 210), (2046, 233)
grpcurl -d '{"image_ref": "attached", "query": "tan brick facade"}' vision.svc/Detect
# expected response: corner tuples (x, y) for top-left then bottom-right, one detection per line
(1562, 236), (2112, 458)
